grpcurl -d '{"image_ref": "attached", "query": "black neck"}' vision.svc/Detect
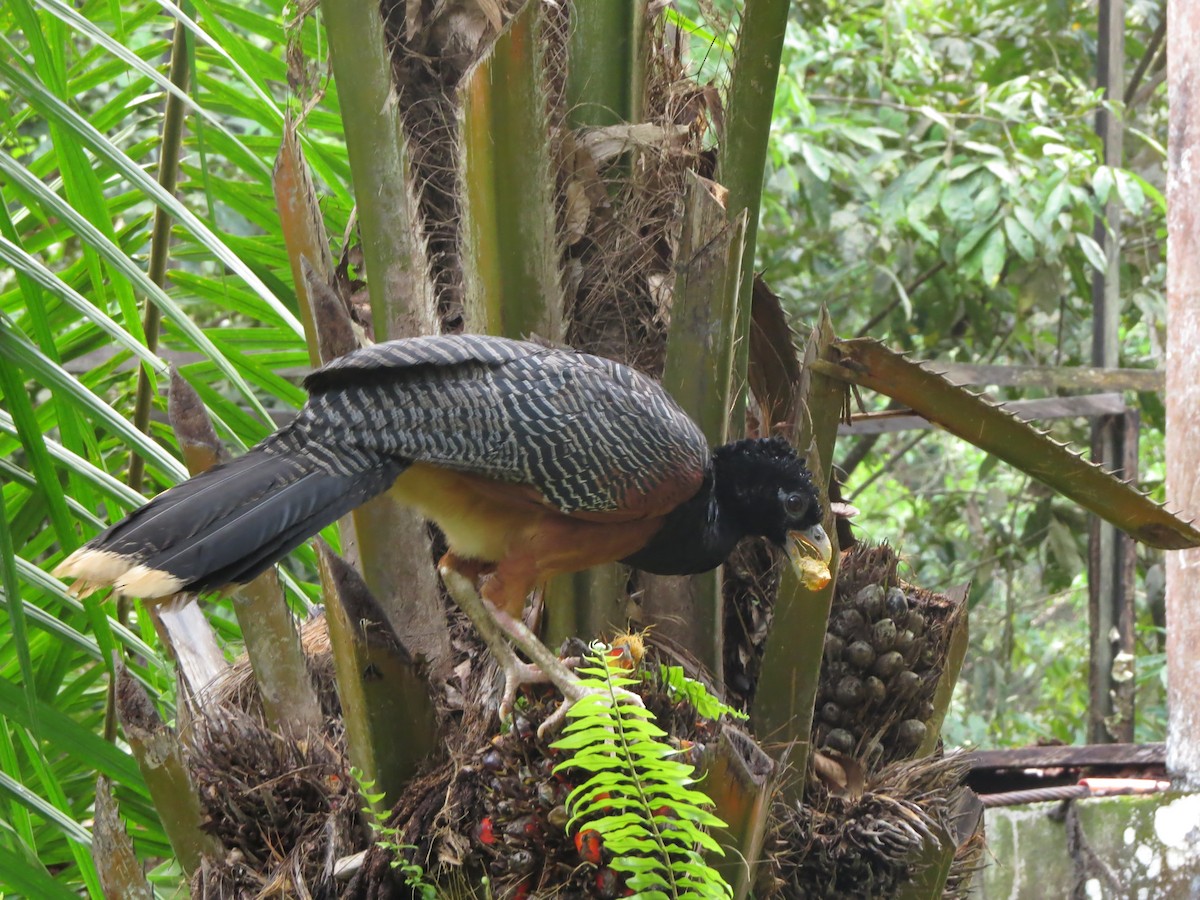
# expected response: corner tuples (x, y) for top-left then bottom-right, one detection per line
(619, 467), (742, 575)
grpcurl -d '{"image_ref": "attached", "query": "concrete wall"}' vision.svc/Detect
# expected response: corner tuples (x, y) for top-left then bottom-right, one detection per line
(978, 794), (1200, 898)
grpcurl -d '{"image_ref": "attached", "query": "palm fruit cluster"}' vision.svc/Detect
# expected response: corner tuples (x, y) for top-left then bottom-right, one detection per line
(813, 543), (963, 767)
(465, 710), (616, 898)
(764, 543), (979, 898)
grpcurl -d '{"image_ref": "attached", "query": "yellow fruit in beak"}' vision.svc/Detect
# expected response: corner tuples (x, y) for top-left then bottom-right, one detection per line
(787, 523), (833, 590)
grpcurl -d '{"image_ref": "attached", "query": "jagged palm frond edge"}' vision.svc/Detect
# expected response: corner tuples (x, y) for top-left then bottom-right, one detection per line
(818, 338), (1199, 550)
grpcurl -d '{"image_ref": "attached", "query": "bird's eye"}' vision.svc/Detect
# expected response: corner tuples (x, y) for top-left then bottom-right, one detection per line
(784, 492), (807, 517)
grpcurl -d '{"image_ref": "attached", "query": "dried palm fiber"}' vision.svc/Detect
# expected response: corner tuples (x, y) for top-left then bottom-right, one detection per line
(767, 754), (981, 899)
(342, 638), (732, 899)
(562, 15), (713, 374)
(376, 0), (528, 325)
(184, 686), (359, 898)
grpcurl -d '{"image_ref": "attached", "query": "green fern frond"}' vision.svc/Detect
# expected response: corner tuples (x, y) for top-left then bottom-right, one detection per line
(552, 643), (733, 899)
(656, 664), (748, 722)
(351, 767), (440, 898)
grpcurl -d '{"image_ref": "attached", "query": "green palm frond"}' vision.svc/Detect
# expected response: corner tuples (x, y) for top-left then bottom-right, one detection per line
(0, 0), (348, 890)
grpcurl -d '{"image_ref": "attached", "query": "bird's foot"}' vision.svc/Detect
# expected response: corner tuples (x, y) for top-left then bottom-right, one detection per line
(533, 675), (645, 739)
(491, 648), (643, 738)
(438, 566), (644, 739)
(497, 658), (569, 722)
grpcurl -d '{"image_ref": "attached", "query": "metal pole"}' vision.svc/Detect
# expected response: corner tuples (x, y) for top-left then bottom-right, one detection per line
(1166, 0), (1200, 786)
(1088, 0), (1128, 745)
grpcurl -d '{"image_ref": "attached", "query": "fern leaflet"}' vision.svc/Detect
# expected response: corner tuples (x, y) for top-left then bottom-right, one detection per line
(552, 643), (733, 899)
(657, 664), (748, 722)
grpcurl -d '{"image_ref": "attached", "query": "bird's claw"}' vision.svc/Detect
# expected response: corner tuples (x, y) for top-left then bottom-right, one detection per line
(535, 680), (645, 740)
(492, 653), (645, 739)
(438, 567), (644, 739)
(498, 660), (556, 722)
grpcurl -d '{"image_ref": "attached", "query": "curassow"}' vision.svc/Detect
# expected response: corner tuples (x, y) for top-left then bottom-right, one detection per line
(56, 334), (832, 726)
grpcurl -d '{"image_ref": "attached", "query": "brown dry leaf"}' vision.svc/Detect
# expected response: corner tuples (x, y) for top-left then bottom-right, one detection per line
(563, 178), (590, 245)
(701, 82), (725, 134)
(812, 749), (866, 800)
(578, 123), (690, 165)
(474, 0), (504, 31)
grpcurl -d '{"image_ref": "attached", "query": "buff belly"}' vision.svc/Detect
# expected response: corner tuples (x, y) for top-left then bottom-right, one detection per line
(387, 462), (664, 577)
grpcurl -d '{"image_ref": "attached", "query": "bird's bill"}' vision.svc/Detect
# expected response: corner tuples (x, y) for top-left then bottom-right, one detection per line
(787, 523), (833, 590)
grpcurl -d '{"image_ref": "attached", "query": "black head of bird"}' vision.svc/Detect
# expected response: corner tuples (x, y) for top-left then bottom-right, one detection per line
(716, 435), (826, 535)
(620, 435), (831, 586)
(716, 436), (832, 587)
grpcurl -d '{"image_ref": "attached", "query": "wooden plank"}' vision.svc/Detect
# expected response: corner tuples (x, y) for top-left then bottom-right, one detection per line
(936, 362), (1163, 392)
(839, 393), (1127, 436)
(963, 742), (1165, 772)
(1166, 0), (1200, 786)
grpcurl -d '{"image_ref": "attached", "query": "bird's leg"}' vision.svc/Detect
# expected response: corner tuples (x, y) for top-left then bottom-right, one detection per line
(439, 566), (643, 737)
(484, 604), (641, 737)
(439, 566), (547, 719)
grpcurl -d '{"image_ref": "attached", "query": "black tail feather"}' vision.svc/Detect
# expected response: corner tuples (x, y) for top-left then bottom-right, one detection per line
(78, 446), (404, 594)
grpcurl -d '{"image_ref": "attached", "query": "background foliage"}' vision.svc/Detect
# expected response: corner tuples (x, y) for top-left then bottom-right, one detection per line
(0, 0), (1168, 893)
(749, 0), (1169, 749)
(1, 0), (335, 890)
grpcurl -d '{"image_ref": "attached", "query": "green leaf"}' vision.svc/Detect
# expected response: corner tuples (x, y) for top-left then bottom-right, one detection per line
(907, 156), (943, 194)
(1113, 169), (1146, 216)
(940, 170), (985, 224)
(978, 226), (1007, 287)
(0, 506), (37, 735)
(1004, 215), (1035, 262)
(955, 220), (992, 264)
(903, 175), (942, 224)
(961, 140), (1004, 157)
(840, 125), (884, 152)
(984, 159), (1017, 185)
(1093, 165), (1114, 205)
(800, 141), (833, 181)
(1040, 176), (1072, 224)
(1030, 125), (1065, 142)
(552, 643), (730, 897)
(0, 843), (79, 900)
(31, 0), (272, 178)
(0, 153), (275, 425)
(0, 677), (148, 797)
(1077, 232), (1107, 273)
(973, 177), (1001, 221)
(658, 664), (748, 721)
(880, 156), (937, 222)
(947, 162), (981, 182)
(1124, 169), (1166, 214)
(0, 328), (187, 481)
(0, 58), (302, 340)
(917, 105), (952, 130)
